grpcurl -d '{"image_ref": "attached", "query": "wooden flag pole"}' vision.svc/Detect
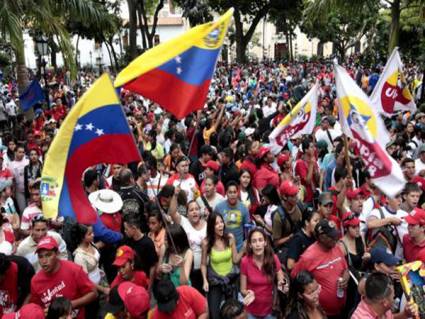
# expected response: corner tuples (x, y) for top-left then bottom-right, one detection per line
(343, 134), (352, 178)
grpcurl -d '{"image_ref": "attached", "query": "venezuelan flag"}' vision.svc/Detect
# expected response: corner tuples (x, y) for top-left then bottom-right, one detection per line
(41, 74), (141, 224)
(115, 9), (233, 119)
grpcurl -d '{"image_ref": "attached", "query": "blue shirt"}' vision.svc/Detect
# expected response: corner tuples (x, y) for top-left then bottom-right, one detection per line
(214, 200), (250, 251)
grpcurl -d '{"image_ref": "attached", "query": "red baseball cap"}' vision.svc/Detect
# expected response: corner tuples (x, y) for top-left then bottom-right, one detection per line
(119, 282), (150, 317)
(257, 146), (271, 159)
(279, 180), (299, 197)
(346, 188), (364, 200)
(205, 160), (220, 173)
(405, 208), (425, 226)
(2, 303), (45, 319)
(277, 153), (290, 167)
(113, 245), (135, 267)
(35, 236), (58, 253)
(342, 212), (360, 227)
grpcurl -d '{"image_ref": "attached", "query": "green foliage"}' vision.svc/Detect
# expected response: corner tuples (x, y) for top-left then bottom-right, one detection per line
(301, 1), (378, 58)
(172, 0), (213, 26)
(0, 51), (10, 67)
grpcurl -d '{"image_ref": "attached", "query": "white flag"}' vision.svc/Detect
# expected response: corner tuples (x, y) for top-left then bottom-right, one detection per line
(269, 83), (318, 153)
(370, 47), (416, 116)
(335, 64), (406, 197)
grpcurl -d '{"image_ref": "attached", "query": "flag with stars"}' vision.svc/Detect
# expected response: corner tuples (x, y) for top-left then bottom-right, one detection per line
(40, 74), (141, 224)
(114, 9), (233, 119)
(335, 64), (405, 197)
(370, 47), (416, 117)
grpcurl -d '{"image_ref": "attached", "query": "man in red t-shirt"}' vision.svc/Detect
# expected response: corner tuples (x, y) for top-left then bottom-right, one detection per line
(29, 236), (97, 319)
(151, 279), (207, 319)
(403, 208), (425, 263)
(292, 219), (349, 318)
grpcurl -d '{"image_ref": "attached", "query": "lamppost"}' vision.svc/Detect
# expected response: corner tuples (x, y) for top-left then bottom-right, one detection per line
(89, 51), (93, 70)
(35, 35), (49, 108)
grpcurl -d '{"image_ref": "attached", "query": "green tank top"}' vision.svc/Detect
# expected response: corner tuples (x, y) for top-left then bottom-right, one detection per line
(210, 247), (232, 276)
(164, 253), (191, 288)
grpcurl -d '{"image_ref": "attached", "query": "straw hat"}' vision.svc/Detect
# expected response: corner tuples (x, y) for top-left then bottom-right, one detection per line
(89, 189), (123, 214)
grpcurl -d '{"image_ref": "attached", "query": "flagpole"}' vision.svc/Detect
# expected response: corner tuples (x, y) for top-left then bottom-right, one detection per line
(343, 134), (352, 178)
(187, 111), (201, 158)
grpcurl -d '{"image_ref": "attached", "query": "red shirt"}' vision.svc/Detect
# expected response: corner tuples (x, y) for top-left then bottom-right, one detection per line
(294, 159), (318, 203)
(100, 213), (122, 233)
(291, 242), (348, 316)
(0, 262), (18, 316)
(151, 286), (207, 319)
(30, 260), (95, 319)
(240, 254), (281, 316)
(403, 234), (425, 263)
(111, 270), (149, 289)
(254, 164), (280, 191)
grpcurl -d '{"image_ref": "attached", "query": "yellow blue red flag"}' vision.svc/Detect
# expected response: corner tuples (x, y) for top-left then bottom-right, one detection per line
(269, 83), (318, 152)
(370, 47), (416, 116)
(335, 64), (405, 197)
(41, 74), (141, 224)
(115, 9), (233, 119)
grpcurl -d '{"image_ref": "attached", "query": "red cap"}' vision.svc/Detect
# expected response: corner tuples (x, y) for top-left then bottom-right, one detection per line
(257, 146), (270, 159)
(346, 188), (364, 200)
(205, 160), (220, 173)
(2, 303), (45, 319)
(277, 153), (290, 167)
(342, 212), (360, 227)
(118, 282), (150, 317)
(113, 245), (135, 267)
(36, 236), (58, 253)
(279, 180), (299, 197)
(405, 208), (425, 226)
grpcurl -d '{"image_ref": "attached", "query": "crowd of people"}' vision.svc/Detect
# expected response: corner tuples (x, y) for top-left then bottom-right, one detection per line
(0, 58), (424, 319)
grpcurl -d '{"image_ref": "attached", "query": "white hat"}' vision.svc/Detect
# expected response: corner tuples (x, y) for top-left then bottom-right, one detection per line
(89, 189), (123, 214)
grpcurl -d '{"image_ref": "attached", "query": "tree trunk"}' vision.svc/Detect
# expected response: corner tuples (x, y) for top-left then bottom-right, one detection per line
(234, 9), (247, 63)
(289, 31), (294, 62)
(75, 34), (80, 68)
(127, 0), (138, 59)
(108, 38), (120, 71)
(137, 3), (148, 50)
(104, 42), (114, 72)
(388, 0), (400, 54)
(48, 36), (57, 71)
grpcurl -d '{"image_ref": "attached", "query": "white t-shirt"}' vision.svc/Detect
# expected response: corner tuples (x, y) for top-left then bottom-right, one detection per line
(196, 193), (224, 217)
(180, 216), (206, 270)
(415, 158), (425, 175)
(368, 206), (408, 259)
(314, 127), (342, 152)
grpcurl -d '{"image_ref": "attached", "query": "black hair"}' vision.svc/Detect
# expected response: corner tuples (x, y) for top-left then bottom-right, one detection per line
(302, 209), (320, 229)
(403, 182), (421, 195)
(0, 253), (11, 274)
(46, 297), (72, 319)
(206, 213), (229, 254)
(148, 210), (164, 227)
(300, 138), (313, 153)
(261, 184), (281, 206)
(334, 165), (348, 184)
(123, 213), (141, 230)
(219, 299), (245, 319)
(165, 224), (190, 255)
(225, 180), (239, 192)
(221, 147), (234, 160)
(286, 270), (318, 319)
(119, 168), (133, 186)
(205, 175), (218, 185)
(69, 223), (91, 253)
(83, 169), (98, 188)
(400, 157), (414, 168)
(365, 272), (393, 301)
(31, 215), (48, 227)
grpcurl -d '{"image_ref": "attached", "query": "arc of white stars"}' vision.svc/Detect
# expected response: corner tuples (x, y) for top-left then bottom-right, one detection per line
(175, 56), (182, 63)
(176, 67), (182, 75)
(95, 128), (104, 136)
(85, 123), (94, 131)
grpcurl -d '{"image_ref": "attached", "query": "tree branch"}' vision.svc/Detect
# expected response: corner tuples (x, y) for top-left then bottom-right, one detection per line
(243, 3), (272, 44)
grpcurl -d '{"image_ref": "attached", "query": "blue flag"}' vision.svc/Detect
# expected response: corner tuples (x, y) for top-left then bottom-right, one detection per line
(19, 80), (45, 111)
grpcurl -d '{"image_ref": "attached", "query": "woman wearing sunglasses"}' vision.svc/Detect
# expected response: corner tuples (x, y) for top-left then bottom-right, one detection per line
(285, 270), (326, 319)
